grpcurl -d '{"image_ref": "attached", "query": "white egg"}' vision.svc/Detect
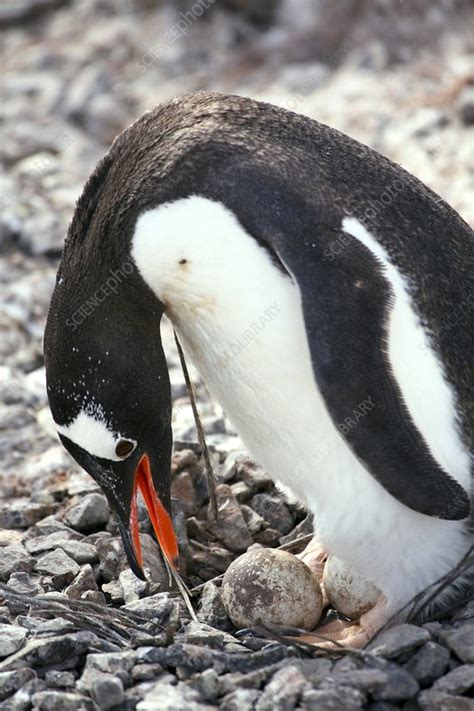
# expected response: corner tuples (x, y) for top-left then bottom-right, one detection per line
(323, 555), (380, 619)
(221, 548), (323, 631)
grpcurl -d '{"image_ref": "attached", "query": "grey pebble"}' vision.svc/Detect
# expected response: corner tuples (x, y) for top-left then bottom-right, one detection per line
(34, 517), (81, 538)
(3, 677), (46, 710)
(172, 448), (200, 473)
(417, 688), (474, 710)
(253, 526), (281, 546)
(43, 670), (75, 689)
(34, 618), (76, 637)
(223, 641), (250, 654)
(81, 590), (106, 605)
(0, 632), (94, 671)
(32, 689), (95, 710)
(65, 564), (99, 599)
(15, 617), (41, 632)
(234, 458), (274, 491)
(240, 504), (265, 534)
(0, 626), (27, 657)
(219, 451), (248, 482)
(302, 686), (366, 710)
(256, 664), (310, 710)
(250, 493), (294, 535)
(7, 572), (43, 596)
(368, 623), (431, 658)
(83, 651), (135, 685)
(188, 541), (234, 579)
(207, 484), (252, 553)
(432, 664), (474, 695)
(102, 579), (124, 604)
(137, 678), (215, 710)
(320, 665), (419, 702)
(0, 545), (35, 581)
(404, 640), (451, 685)
(56, 540), (98, 565)
(171, 471), (201, 517)
(0, 668), (36, 702)
(34, 548), (80, 586)
(0, 501), (54, 529)
(124, 679), (162, 708)
(119, 568), (149, 604)
(192, 667), (220, 703)
(78, 669), (124, 710)
(321, 668), (387, 695)
(439, 621), (474, 663)
(64, 493), (109, 532)
(370, 665), (420, 702)
(220, 688), (261, 711)
(181, 621), (226, 649)
(197, 581), (233, 632)
(97, 536), (126, 582)
(0, 529), (24, 547)
(123, 592), (176, 624)
(131, 664), (165, 683)
(230, 481), (253, 504)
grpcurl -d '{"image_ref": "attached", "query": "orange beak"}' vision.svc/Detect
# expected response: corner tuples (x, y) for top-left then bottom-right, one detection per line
(130, 454), (179, 572)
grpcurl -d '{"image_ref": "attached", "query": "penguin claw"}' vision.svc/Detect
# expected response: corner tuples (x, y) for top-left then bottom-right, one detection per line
(288, 619), (370, 649)
(287, 595), (389, 649)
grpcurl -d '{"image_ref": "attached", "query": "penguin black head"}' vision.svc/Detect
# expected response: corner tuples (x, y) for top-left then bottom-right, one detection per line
(44, 150), (179, 580)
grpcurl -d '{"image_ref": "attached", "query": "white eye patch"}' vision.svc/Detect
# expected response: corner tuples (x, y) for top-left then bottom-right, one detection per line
(55, 409), (136, 462)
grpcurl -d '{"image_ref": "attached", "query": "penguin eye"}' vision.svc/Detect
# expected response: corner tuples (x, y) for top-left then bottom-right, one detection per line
(115, 439), (136, 459)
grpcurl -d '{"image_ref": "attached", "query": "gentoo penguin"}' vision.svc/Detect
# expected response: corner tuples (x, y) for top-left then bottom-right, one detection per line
(44, 92), (473, 647)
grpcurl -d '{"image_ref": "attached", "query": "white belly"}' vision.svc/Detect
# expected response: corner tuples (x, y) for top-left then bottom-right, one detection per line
(132, 195), (471, 611)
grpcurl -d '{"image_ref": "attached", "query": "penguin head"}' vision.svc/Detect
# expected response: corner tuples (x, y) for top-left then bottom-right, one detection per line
(44, 259), (178, 580)
(43, 106), (193, 579)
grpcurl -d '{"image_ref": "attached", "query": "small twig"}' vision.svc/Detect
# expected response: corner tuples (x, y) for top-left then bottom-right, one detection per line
(174, 330), (218, 521)
(277, 533), (314, 553)
(163, 555), (198, 621)
(0, 583), (166, 648)
(251, 624), (375, 661)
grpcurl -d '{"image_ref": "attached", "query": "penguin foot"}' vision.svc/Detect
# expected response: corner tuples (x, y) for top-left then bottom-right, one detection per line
(296, 535), (328, 606)
(288, 595), (389, 649)
(292, 619), (371, 649)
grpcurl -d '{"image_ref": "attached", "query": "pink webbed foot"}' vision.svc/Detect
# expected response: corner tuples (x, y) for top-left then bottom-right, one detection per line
(289, 594), (390, 649)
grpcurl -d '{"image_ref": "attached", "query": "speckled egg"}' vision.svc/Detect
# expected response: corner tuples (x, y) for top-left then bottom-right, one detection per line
(323, 556), (380, 620)
(221, 548), (323, 631)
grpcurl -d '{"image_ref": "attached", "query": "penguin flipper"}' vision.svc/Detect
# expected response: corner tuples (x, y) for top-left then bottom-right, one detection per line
(275, 223), (471, 521)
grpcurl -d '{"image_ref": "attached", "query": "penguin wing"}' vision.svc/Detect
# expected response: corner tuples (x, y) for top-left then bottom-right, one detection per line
(272, 220), (471, 521)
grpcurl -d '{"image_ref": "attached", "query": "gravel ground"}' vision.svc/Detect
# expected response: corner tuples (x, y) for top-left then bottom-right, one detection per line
(1, 1), (473, 709)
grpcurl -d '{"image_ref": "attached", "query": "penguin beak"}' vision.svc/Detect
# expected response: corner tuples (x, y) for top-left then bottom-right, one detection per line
(84, 448), (178, 582)
(128, 453), (179, 578)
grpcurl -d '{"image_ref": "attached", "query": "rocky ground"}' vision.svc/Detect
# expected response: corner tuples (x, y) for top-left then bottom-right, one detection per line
(1, 0), (474, 709)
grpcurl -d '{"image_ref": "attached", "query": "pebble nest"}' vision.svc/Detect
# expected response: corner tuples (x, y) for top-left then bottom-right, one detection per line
(1, 1), (474, 709)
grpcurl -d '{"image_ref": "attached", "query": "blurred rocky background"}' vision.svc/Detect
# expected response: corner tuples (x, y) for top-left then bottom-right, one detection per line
(1, 1), (473, 709)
